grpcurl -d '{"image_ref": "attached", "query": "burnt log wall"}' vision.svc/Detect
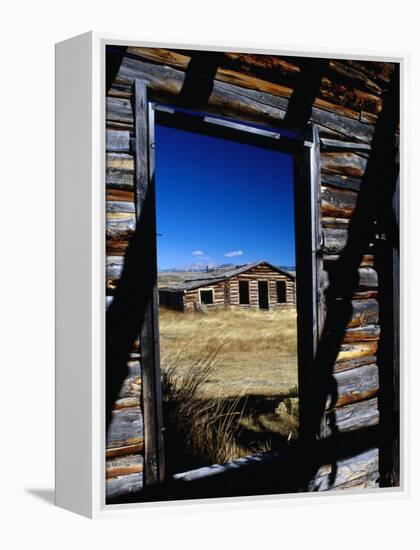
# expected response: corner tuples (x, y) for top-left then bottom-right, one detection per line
(105, 46), (398, 499)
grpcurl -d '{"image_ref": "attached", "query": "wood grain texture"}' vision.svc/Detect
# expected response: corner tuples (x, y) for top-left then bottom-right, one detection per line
(330, 363), (379, 408)
(325, 398), (379, 435)
(106, 472), (143, 499)
(309, 448), (379, 491)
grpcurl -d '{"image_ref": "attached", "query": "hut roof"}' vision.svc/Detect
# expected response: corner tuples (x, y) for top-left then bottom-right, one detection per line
(159, 261), (295, 292)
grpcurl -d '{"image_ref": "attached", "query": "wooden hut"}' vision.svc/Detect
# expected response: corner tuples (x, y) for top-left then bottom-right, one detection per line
(105, 46), (400, 502)
(158, 261), (295, 311)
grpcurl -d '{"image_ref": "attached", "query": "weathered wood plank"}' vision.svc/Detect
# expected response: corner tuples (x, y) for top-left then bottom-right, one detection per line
(106, 454), (143, 478)
(106, 239), (129, 256)
(106, 214), (135, 241)
(106, 152), (135, 189)
(321, 185), (358, 219)
(106, 188), (135, 202)
(106, 200), (136, 214)
(126, 48), (384, 116)
(325, 397), (379, 435)
(134, 80), (165, 487)
(321, 152), (367, 177)
(116, 56), (375, 142)
(333, 354), (377, 373)
(106, 442), (144, 459)
(309, 447), (379, 491)
(322, 217), (350, 229)
(106, 129), (131, 153)
(106, 406), (144, 449)
(336, 341), (378, 363)
(320, 138), (372, 152)
(106, 473), (143, 499)
(106, 97), (133, 124)
(347, 299), (379, 327)
(329, 363), (379, 408)
(343, 325), (380, 342)
(321, 173), (362, 192)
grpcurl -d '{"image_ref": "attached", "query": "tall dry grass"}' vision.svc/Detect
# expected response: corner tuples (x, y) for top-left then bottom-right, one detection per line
(159, 306), (299, 472)
(161, 346), (248, 473)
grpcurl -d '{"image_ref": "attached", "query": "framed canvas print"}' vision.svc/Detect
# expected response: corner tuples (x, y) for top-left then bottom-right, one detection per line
(55, 32), (403, 517)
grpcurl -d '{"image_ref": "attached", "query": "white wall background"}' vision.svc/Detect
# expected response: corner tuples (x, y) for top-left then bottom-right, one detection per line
(1, 0), (418, 546)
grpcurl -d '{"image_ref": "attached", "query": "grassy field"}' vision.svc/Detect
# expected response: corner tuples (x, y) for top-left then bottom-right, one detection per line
(159, 306), (299, 472)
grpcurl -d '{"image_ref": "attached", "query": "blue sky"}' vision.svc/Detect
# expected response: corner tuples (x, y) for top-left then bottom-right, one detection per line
(155, 124), (295, 271)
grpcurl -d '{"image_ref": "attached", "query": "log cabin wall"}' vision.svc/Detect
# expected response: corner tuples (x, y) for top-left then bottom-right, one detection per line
(184, 280), (227, 311)
(105, 45), (399, 500)
(229, 263), (295, 308)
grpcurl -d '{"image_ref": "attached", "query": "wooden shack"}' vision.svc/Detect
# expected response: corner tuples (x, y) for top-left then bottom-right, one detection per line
(105, 45), (400, 502)
(159, 261), (295, 311)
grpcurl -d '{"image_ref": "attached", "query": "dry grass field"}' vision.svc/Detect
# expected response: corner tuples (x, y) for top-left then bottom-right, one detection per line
(159, 306), (299, 473)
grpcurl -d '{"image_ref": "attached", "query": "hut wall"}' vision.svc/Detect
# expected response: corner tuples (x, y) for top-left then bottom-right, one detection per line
(228, 264), (295, 308)
(158, 289), (185, 310)
(184, 281), (227, 311)
(106, 46), (398, 498)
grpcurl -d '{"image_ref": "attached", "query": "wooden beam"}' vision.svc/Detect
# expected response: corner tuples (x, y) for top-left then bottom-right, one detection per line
(134, 79), (164, 487)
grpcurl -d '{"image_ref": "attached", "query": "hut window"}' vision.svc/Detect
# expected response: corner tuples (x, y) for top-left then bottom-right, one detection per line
(199, 289), (214, 305)
(277, 281), (287, 303)
(239, 281), (250, 304)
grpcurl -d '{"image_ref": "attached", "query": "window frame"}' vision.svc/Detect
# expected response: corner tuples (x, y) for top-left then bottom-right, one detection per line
(133, 79), (323, 486)
(276, 280), (287, 304)
(238, 280), (250, 305)
(199, 288), (215, 306)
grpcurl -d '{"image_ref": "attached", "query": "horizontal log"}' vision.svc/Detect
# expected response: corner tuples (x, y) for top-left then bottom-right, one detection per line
(322, 217), (350, 230)
(321, 173), (362, 192)
(127, 48), (384, 117)
(224, 54), (386, 109)
(106, 406), (143, 449)
(329, 363), (379, 408)
(345, 60), (394, 85)
(325, 397), (379, 435)
(360, 111), (378, 124)
(106, 120), (133, 132)
(347, 299), (379, 327)
(323, 228), (375, 255)
(336, 341), (378, 363)
(106, 152), (135, 190)
(321, 152), (367, 177)
(106, 454), (143, 479)
(106, 129), (131, 153)
(106, 97), (133, 124)
(106, 442), (144, 459)
(321, 186), (357, 219)
(114, 397), (140, 410)
(106, 188), (135, 202)
(106, 239), (129, 256)
(310, 447), (378, 491)
(320, 138), (372, 152)
(323, 266), (378, 290)
(334, 354), (377, 373)
(328, 60), (383, 95)
(106, 200), (136, 214)
(116, 56), (375, 143)
(106, 256), (124, 280)
(106, 214), (135, 241)
(106, 152), (134, 173)
(352, 290), (378, 300)
(106, 472), (143, 499)
(323, 228), (348, 254)
(106, 171), (134, 190)
(343, 325), (380, 343)
(127, 47), (375, 122)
